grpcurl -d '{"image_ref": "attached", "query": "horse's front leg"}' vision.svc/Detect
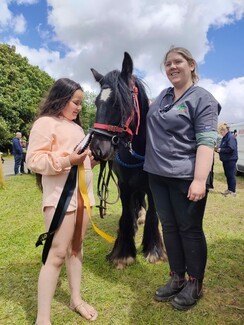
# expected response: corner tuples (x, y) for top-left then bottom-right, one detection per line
(106, 186), (136, 269)
(142, 191), (167, 263)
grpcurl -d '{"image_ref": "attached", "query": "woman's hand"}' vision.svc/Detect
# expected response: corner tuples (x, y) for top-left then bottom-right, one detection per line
(189, 145), (214, 201)
(69, 148), (93, 166)
(187, 179), (206, 202)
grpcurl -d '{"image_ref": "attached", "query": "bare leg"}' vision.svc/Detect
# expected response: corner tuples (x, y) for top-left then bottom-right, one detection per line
(35, 208), (75, 325)
(66, 209), (98, 321)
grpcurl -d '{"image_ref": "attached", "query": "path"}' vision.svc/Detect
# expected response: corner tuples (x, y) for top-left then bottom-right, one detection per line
(1, 157), (31, 178)
(2, 157), (15, 177)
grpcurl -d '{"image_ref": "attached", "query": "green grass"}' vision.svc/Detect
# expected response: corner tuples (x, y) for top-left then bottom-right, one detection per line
(0, 157), (243, 325)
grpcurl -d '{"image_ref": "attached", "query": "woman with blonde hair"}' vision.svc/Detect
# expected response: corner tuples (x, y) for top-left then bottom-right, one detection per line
(144, 46), (221, 310)
(216, 122), (238, 196)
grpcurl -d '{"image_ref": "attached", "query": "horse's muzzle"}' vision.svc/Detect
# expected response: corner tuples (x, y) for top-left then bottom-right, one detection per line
(90, 135), (116, 161)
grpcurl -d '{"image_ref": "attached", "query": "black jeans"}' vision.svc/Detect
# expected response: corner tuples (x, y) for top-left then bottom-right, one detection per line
(14, 154), (22, 174)
(148, 174), (208, 280)
(222, 160), (237, 192)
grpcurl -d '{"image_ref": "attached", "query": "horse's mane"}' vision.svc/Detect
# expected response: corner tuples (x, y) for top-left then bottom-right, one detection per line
(104, 70), (149, 124)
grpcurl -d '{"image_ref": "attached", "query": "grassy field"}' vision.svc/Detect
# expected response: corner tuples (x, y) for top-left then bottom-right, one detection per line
(0, 157), (243, 325)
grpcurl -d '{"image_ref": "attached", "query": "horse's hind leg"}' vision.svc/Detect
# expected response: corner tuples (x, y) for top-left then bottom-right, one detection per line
(142, 192), (167, 263)
(134, 191), (146, 226)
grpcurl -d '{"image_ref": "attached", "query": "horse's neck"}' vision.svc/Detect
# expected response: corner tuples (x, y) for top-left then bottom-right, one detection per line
(131, 99), (147, 155)
(131, 130), (146, 156)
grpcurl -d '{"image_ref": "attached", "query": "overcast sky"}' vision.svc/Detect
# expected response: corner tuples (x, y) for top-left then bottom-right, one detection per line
(0, 0), (244, 124)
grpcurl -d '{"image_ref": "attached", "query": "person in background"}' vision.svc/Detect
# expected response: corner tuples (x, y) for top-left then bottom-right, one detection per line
(20, 139), (31, 174)
(26, 78), (98, 324)
(12, 131), (23, 175)
(216, 122), (238, 197)
(0, 152), (4, 164)
(144, 46), (221, 311)
(0, 152), (5, 188)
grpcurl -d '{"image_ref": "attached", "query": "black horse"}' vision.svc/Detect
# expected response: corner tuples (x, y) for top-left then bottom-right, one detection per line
(90, 52), (167, 269)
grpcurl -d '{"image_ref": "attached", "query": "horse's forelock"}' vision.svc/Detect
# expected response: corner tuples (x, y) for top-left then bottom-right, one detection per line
(103, 70), (132, 118)
(102, 70), (149, 126)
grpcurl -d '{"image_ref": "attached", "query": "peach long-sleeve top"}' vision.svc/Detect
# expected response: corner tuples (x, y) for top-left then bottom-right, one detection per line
(26, 116), (95, 211)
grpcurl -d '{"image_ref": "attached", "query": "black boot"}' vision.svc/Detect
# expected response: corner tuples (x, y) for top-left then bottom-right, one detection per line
(154, 271), (187, 302)
(171, 276), (203, 310)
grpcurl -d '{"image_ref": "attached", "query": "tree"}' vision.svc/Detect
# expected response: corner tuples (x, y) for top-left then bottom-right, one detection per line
(0, 43), (97, 152)
(82, 91), (97, 132)
(0, 44), (54, 151)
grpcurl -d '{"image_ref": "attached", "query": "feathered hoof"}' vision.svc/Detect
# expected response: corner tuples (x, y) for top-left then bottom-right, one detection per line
(113, 256), (135, 269)
(145, 251), (168, 264)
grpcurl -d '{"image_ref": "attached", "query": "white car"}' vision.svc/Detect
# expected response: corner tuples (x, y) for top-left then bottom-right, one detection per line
(229, 122), (244, 175)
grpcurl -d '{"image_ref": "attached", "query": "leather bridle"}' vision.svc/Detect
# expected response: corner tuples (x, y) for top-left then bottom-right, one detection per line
(91, 82), (141, 218)
(92, 84), (140, 141)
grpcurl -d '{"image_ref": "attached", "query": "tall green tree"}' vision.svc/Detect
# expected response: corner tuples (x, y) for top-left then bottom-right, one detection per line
(0, 44), (54, 150)
(0, 44), (97, 152)
(82, 91), (97, 132)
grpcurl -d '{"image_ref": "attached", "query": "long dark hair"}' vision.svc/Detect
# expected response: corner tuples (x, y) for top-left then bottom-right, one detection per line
(37, 78), (83, 125)
(35, 78), (84, 190)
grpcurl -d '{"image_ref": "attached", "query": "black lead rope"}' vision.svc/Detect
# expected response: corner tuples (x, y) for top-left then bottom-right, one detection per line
(96, 160), (120, 218)
(96, 161), (109, 218)
(38, 165), (78, 264)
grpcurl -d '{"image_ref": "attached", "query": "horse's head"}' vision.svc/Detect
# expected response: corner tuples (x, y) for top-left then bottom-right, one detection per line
(90, 52), (146, 161)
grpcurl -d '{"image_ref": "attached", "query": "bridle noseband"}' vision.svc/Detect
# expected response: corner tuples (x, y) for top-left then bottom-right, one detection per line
(89, 128), (120, 146)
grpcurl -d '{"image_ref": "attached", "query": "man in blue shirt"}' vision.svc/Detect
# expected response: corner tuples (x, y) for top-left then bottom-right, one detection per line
(12, 132), (23, 175)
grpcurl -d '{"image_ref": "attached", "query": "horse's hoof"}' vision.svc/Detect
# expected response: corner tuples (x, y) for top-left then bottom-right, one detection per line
(113, 256), (135, 269)
(116, 262), (126, 270)
(145, 251), (167, 264)
(146, 253), (162, 264)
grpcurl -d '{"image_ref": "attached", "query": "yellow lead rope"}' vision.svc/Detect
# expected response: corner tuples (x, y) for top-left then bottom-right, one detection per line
(78, 164), (115, 243)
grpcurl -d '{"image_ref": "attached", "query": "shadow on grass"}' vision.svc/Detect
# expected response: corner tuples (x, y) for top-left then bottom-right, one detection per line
(0, 235), (243, 324)
(0, 259), (39, 324)
(80, 235), (244, 324)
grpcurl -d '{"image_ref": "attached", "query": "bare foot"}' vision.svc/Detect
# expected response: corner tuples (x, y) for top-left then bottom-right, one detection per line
(70, 300), (98, 321)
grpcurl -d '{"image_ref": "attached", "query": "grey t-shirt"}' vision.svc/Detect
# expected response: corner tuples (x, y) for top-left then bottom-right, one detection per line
(144, 85), (221, 179)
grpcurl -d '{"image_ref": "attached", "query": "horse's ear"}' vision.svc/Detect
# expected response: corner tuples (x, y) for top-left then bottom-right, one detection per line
(91, 68), (104, 85)
(121, 52), (133, 83)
